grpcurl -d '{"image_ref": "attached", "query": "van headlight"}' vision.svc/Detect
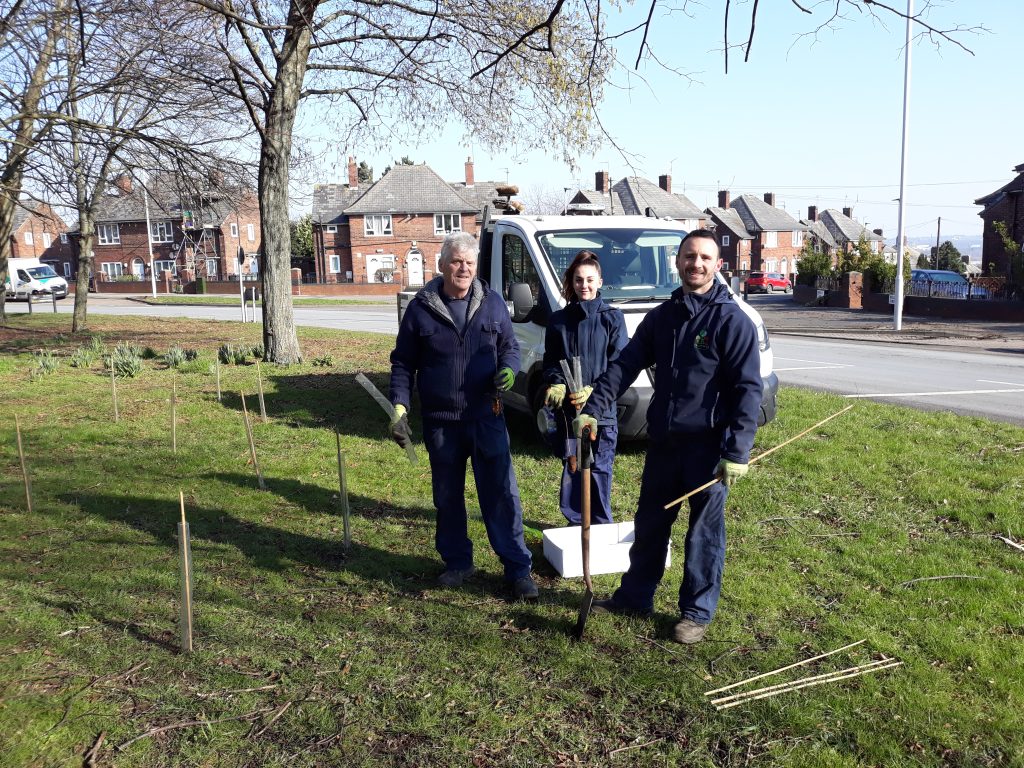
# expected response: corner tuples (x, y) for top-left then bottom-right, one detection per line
(757, 323), (770, 353)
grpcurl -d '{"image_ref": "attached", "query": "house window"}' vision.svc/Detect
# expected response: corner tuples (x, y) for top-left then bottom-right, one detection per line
(154, 259), (177, 275)
(60, 232), (68, 244)
(205, 258), (218, 277)
(247, 223), (255, 241)
(325, 224), (338, 233)
(97, 224), (120, 245)
(63, 262), (71, 277)
(765, 231), (778, 248)
(364, 215), (393, 236)
(721, 235), (731, 247)
(24, 231), (33, 245)
(870, 241), (879, 254)
(434, 213), (462, 234)
(329, 254), (341, 273)
(792, 230), (802, 247)
(101, 262), (124, 278)
(150, 220), (173, 243)
(43, 233), (51, 248)
(230, 223), (238, 238)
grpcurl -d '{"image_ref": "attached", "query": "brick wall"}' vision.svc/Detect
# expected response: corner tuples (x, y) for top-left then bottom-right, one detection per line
(347, 213), (479, 285)
(751, 231), (802, 273)
(10, 203), (73, 268)
(980, 194), (1024, 276)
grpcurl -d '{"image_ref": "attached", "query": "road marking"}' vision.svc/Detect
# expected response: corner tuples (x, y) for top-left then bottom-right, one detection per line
(978, 379), (1024, 387)
(775, 356), (853, 366)
(846, 388), (1024, 399)
(776, 365), (851, 371)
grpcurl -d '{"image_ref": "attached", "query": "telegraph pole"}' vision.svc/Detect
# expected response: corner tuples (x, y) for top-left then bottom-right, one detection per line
(933, 216), (941, 269)
(893, 0), (913, 331)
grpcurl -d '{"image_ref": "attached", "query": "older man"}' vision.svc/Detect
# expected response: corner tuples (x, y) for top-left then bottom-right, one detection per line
(574, 229), (762, 643)
(389, 231), (538, 600)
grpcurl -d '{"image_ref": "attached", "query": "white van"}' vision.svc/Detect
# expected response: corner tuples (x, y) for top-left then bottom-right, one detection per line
(399, 210), (778, 438)
(5, 258), (69, 300)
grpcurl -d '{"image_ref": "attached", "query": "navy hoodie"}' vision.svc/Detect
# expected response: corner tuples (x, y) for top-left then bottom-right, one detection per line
(583, 282), (762, 462)
(542, 294), (627, 426)
(390, 276), (520, 422)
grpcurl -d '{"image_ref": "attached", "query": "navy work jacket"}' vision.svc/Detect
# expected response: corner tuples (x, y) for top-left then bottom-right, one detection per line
(542, 294), (627, 426)
(584, 282), (762, 462)
(390, 277), (520, 422)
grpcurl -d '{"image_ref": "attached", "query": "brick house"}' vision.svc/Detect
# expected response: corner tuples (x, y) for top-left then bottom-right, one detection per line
(705, 196), (754, 273)
(800, 206), (838, 261)
(311, 159), (498, 286)
(567, 172), (708, 230)
(8, 199), (74, 275)
(974, 162), (1024, 276)
(817, 207), (884, 259)
(716, 192), (806, 275)
(85, 173), (261, 283)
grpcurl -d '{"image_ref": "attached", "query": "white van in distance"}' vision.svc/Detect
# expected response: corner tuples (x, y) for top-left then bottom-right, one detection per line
(5, 258), (69, 300)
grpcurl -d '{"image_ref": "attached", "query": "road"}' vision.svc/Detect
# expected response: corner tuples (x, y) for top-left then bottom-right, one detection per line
(9, 294), (1024, 425)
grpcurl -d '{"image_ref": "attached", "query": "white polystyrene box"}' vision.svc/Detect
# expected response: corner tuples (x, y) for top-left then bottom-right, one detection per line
(542, 522), (670, 578)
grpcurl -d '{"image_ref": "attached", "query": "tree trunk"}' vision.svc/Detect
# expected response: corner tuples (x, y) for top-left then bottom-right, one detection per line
(258, 2), (317, 364)
(72, 224), (94, 333)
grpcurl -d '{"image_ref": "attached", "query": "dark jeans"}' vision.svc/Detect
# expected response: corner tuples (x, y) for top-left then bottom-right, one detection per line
(560, 423), (617, 525)
(422, 415), (532, 581)
(613, 433), (727, 624)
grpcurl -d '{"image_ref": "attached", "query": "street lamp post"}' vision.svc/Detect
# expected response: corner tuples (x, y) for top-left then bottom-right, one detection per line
(143, 180), (157, 297)
(893, 0), (913, 332)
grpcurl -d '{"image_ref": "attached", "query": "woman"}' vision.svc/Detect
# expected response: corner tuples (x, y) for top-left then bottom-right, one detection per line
(542, 250), (627, 526)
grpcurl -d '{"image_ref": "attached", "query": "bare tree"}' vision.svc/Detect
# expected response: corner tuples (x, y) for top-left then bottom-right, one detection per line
(0, 0), (69, 324)
(521, 184), (570, 215)
(189, 0), (612, 363)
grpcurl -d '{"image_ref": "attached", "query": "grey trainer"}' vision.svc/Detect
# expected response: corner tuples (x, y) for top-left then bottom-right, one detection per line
(437, 566), (475, 587)
(672, 618), (708, 644)
(513, 575), (539, 600)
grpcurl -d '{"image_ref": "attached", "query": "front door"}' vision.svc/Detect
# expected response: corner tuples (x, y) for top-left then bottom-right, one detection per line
(132, 259), (145, 279)
(406, 249), (423, 286)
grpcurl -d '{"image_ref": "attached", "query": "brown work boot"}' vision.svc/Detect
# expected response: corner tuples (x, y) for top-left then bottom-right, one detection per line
(672, 618), (708, 644)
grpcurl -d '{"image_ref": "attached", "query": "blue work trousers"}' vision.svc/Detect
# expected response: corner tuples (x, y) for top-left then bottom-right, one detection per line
(560, 423), (617, 525)
(422, 415), (533, 581)
(613, 433), (728, 624)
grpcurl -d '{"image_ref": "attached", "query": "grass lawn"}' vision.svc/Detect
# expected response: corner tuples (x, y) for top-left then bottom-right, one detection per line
(1, 314), (1022, 767)
(140, 295), (388, 307)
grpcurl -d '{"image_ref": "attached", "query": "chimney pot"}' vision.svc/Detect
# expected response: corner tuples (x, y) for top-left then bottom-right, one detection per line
(595, 171), (609, 195)
(348, 156), (358, 188)
(873, 228), (884, 237)
(718, 190), (730, 209)
(658, 174), (672, 194)
(808, 205), (818, 221)
(763, 192), (776, 207)
(114, 174), (133, 194)
(464, 157), (475, 187)
(843, 206), (853, 218)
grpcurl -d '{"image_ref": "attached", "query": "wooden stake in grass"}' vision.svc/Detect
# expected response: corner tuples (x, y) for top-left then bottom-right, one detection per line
(14, 414), (33, 514)
(664, 405), (855, 510)
(240, 393), (266, 490)
(171, 374), (179, 454)
(705, 639), (866, 696)
(178, 491), (194, 653)
(712, 660), (904, 710)
(336, 429), (351, 551)
(110, 366), (120, 422)
(255, 359), (267, 423)
(215, 358), (222, 402)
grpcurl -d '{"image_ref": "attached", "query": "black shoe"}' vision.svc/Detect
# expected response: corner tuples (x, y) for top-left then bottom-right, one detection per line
(513, 575), (539, 600)
(590, 598), (652, 618)
(438, 566), (475, 587)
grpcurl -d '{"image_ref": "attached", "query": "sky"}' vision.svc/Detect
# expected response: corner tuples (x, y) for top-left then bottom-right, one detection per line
(298, 1), (1022, 245)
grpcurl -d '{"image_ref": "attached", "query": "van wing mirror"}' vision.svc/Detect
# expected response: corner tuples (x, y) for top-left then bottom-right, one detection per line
(509, 282), (535, 322)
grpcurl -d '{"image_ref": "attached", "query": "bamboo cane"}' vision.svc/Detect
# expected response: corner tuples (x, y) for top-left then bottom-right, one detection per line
(15, 415), (33, 514)
(171, 374), (177, 454)
(710, 657), (894, 706)
(110, 366), (119, 422)
(664, 405), (855, 509)
(705, 638), (866, 696)
(240, 394), (266, 489)
(215, 359), (221, 402)
(714, 661), (903, 710)
(255, 360), (267, 423)
(336, 430), (351, 551)
(178, 491), (194, 653)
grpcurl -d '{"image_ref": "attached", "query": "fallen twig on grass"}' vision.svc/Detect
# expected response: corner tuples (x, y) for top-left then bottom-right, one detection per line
(83, 730), (105, 767)
(609, 736), (665, 756)
(48, 662), (148, 734)
(995, 535), (1024, 553)
(713, 660), (903, 710)
(705, 639), (865, 696)
(898, 575), (983, 588)
(250, 700), (292, 738)
(196, 684), (279, 699)
(115, 707), (272, 751)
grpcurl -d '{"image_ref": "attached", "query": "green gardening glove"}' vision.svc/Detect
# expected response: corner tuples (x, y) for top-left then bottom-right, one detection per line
(545, 383), (566, 407)
(716, 459), (748, 487)
(390, 404), (412, 449)
(572, 414), (598, 440)
(569, 385), (593, 408)
(494, 366), (515, 392)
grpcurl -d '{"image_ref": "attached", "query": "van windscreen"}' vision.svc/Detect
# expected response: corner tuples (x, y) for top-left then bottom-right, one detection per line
(536, 229), (686, 301)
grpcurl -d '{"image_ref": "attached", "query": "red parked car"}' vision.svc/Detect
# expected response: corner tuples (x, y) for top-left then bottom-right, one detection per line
(745, 271), (791, 294)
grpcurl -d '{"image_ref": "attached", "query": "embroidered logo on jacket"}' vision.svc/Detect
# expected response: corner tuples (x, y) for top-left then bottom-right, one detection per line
(694, 328), (710, 351)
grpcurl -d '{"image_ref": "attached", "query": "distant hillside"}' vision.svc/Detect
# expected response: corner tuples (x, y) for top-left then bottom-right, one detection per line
(888, 234), (983, 262)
